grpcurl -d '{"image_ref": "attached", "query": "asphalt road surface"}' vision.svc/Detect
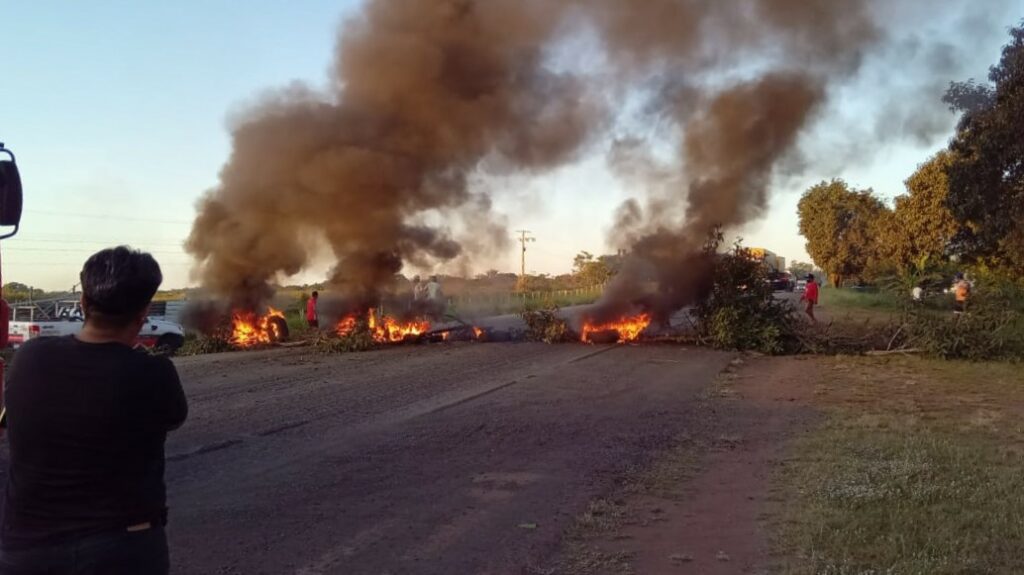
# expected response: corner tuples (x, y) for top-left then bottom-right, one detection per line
(165, 342), (732, 574)
(0, 341), (731, 574)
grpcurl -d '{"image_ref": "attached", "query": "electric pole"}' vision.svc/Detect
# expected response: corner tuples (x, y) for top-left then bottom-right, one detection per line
(516, 230), (535, 280)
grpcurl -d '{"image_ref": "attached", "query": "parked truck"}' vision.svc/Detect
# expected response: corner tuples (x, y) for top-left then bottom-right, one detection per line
(747, 247), (793, 291)
(7, 299), (185, 353)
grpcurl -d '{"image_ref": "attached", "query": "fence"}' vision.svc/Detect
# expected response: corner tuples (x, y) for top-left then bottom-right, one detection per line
(447, 285), (605, 315)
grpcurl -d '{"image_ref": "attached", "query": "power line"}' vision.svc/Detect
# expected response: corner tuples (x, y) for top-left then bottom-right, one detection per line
(10, 238), (185, 246)
(24, 209), (192, 225)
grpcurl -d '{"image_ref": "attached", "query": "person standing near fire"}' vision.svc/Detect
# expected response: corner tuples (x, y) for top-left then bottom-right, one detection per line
(953, 272), (971, 315)
(425, 276), (444, 321)
(0, 247), (188, 574)
(412, 276), (425, 301)
(801, 273), (819, 322)
(306, 290), (319, 328)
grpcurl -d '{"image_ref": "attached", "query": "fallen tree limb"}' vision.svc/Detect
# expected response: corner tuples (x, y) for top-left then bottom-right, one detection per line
(864, 348), (922, 356)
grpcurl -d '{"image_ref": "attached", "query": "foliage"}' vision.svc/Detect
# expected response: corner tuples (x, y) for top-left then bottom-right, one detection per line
(521, 308), (574, 343)
(572, 251), (613, 288)
(876, 261), (955, 301)
(944, 22), (1024, 275)
(877, 152), (961, 272)
(692, 235), (798, 354)
(797, 179), (889, 287)
(312, 330), (377, 353)
(178, 334), (234, 356)
(788, 260), (815, 278)
(901, 284), (1024, 361)
(2, 282), (55, 302)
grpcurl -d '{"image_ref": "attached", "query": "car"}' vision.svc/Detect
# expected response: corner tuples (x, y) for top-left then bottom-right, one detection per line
(795, 279), (807, 292)
(766, 271), (794, 292)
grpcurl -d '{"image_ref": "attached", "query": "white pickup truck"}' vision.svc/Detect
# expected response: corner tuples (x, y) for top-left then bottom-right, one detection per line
(8, 301), (185, 354)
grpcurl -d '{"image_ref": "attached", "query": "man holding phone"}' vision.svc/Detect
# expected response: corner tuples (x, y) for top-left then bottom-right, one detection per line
(0, 247), (188, 574)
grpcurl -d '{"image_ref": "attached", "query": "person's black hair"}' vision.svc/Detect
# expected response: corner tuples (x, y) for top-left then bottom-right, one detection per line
(312, 291), (319, 298)
(807, 273), (815, 280)
(80, 246), (162, 328)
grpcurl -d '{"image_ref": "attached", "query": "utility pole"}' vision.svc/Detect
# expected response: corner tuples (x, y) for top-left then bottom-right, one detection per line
(516, 230), (535, 279)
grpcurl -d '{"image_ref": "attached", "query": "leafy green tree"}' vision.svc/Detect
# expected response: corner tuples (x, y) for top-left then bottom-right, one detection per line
(943, 22), (1024, 275)
(2, 282), (45, 302)
(877, 152), (960, 272)
(788, 261), (815, 278)
(572, 251), (612, 287)
(797, 179), (889, 287)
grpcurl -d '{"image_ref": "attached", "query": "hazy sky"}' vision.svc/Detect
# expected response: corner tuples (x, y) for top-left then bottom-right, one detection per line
(2, 1), (1022, 291)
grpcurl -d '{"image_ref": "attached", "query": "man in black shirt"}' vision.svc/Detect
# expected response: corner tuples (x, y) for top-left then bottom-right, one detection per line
(0, 247), (187, 574)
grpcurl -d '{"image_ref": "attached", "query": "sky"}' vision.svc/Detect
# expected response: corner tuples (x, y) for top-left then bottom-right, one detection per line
(2, 0), (1022, 291)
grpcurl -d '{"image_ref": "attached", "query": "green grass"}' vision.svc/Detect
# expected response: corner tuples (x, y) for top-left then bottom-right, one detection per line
(774, 357), (1024, 574)
(820, 287), (903, 312)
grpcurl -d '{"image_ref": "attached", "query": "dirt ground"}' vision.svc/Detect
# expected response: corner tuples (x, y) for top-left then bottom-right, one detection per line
(551, 354), (818, 575)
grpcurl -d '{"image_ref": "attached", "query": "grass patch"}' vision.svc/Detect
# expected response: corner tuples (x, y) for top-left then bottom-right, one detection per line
(819, 289), (903, 325)
(774, 357), (1024, 574)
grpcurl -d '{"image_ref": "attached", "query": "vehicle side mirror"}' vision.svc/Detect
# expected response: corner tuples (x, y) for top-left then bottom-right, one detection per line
(0, 145), (24, 238)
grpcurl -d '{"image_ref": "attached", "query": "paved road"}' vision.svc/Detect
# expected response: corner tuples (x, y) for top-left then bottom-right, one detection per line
(0, 342), (729, 574)
(165, 342), (733, 574)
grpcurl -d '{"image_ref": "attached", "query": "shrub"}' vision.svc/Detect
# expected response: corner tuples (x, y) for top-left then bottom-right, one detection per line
(902, 287), (1023, 360)
(521, 308), (575, 343)
(177, 334), (234, 356)
(311, 330), (377, 353)
(692, 236), (799, 354)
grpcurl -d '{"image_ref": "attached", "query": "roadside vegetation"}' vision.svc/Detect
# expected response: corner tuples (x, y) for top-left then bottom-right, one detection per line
(774, 357), (1024, 574)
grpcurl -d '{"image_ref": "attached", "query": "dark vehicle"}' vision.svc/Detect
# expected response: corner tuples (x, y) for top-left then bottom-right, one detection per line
(1, 141), (25, 426)
(767, 271), (794, 292)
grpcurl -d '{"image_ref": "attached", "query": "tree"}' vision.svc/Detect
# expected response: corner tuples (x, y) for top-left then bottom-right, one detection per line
(877, 151), (961, 272)
(944, 21), (1024, 275)
(2, 282), (45, 302)
(572, 251), (612, 287)
(788, 261), (815, 278)
(797, 179), (888, 287)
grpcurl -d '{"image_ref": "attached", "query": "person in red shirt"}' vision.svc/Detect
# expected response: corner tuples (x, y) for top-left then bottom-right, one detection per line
(801, 274), (819, 322)
(306, 291), (319, 328)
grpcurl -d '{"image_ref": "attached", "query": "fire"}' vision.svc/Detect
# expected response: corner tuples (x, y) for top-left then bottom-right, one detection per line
(581, 314), (652, 343)
(335, 309), (430, 343)
(368, 309), (430, 343)
(473, 327), (485, 339)
(230, 307), (287, 347)
(335, 315), (358, 336)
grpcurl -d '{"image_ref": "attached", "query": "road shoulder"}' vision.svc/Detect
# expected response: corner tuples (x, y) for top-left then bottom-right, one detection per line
(550, 355), (818, 574)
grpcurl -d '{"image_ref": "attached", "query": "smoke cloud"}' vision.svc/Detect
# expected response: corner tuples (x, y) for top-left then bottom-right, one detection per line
(184, 0), (899, 322)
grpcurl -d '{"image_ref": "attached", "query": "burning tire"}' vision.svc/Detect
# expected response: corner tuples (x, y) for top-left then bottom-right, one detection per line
(268, 316), (289, 343)
(584, 329), (621, 345)
(155, 333), (185, 356)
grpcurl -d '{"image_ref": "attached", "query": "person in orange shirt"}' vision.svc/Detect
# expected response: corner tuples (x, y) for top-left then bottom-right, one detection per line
(801, 274), (819, 322)
(306, 291), (319, 328)
(953, 273), (971, 315)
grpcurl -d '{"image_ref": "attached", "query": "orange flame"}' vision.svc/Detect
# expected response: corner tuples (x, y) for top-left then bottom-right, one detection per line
(473, 327), (485, 340)
(335, 315), (358, 337)
(581, 314), (651, 343)
(231, 307), (287, 347)
(368, 309), (430, 343)
(332, 309), (431, 343)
